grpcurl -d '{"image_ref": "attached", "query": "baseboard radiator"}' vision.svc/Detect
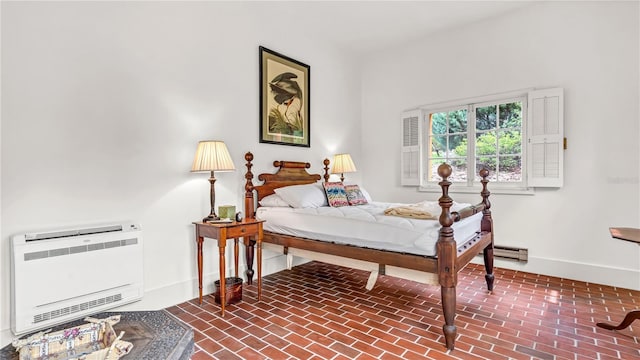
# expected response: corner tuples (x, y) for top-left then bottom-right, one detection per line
(493, 245), (528, 262)
(11, 222), (144, 335)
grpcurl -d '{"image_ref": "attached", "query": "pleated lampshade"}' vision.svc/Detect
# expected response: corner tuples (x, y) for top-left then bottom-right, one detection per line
(331, 153), (357, 175)
(191, 141), (236, 172)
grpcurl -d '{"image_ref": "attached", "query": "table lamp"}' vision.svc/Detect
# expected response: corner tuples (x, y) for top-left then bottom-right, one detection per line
(331, 153), (357, 182)
(191, 140), (236, 222)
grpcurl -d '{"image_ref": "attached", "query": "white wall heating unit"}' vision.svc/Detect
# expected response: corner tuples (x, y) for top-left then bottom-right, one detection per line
(11, 222), (144, 335)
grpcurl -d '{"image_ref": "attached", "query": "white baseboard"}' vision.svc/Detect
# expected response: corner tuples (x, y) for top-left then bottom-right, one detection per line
(1, 329), (12, 348)
(471, 255), (640, 291)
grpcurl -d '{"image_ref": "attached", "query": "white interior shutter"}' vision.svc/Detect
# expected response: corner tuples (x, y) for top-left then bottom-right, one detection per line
(527, 88), (564, 187)
(401, 110), (422, 186)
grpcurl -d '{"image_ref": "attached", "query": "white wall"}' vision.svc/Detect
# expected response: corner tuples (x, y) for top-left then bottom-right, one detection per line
(0, 2), (362, 339)
(361, 2), (640, 288)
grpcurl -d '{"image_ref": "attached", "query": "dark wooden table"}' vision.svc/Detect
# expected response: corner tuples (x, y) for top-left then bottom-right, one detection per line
(193, 219), (264, 316)
(596, 227), (640, 331)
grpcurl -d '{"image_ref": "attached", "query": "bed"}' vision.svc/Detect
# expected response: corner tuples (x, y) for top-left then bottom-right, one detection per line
(241, 151), (495, 350)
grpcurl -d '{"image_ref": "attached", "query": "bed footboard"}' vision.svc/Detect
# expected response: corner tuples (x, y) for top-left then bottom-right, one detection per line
(437, 164), (494, 350)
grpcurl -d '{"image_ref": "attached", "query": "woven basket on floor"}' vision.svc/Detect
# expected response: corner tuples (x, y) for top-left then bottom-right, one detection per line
(214, 277), (243, 305)
(12, 315), (132, 360)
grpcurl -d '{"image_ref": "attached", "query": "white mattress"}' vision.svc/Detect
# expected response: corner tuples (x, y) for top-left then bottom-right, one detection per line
(256, 201), (483, 257)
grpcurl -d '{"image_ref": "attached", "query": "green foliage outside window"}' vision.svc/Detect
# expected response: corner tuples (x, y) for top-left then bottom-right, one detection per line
(426, 99), (524, 182)
(454, 131), (521, 171)
(430, 109), (467, 154)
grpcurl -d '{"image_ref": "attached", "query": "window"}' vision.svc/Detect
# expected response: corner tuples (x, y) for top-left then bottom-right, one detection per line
(401, 88), (563, 192)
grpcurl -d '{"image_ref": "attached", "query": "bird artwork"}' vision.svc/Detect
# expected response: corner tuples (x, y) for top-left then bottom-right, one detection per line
(268, 72), (304, 137)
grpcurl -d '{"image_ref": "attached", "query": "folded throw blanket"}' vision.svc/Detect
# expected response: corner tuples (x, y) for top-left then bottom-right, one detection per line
(384, 201), (439, 220)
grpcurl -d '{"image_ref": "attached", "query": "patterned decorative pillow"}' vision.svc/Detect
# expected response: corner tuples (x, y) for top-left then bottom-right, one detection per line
(322, 182), (349, 207)
(344, 184), (368, 205)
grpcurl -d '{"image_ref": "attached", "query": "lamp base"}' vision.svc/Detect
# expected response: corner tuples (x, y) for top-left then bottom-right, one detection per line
(203, 214), (220, 222)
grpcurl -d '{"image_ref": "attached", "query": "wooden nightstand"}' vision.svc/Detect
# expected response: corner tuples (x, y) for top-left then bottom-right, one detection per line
(193, 219), (264, 316)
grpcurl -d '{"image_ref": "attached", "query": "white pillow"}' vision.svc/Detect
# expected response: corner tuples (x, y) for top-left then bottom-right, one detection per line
(274, 183), (328, 208)
(259, 194), (291, 207)
(360, 187), (373, 203)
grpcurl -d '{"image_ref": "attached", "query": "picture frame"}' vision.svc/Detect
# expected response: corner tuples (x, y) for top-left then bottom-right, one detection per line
(259, 46), (310, 147)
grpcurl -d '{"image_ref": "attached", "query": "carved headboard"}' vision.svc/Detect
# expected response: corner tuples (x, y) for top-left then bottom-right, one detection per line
(243, 152), (330, 218)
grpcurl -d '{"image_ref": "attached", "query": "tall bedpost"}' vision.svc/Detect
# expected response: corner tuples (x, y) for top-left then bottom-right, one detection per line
(479, 168), (495, 292)
(245, 152), (255, 219)
(323, 158), (330, 182)
(244, 152), (256, 284)
(437, 163), (457, 350)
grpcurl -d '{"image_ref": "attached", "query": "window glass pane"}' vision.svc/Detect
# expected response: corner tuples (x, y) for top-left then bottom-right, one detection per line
(451, 136), (467, 160)
(429, 158), (445, 182)
(497, 156), (522, 181)
(476, 131), (497, 156)
(476, 105), (496, 130)
(450, 160), (467, 182)
(499, 102), (522, 128)
(430, 136), (447, 157)
(447, 109), (467, 134)
(429, 158), (467, 182)
(498, 130), (522, 155)
(448, 134), (466, 156)
(476, 158), (497, 182)
(431, 113), (446, 135)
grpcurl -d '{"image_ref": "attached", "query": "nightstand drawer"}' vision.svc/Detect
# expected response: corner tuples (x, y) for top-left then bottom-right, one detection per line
(226, 224), (259, 238)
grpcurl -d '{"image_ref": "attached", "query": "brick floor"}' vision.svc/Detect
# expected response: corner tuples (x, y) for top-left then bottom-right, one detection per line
(165, 261), (640, 359)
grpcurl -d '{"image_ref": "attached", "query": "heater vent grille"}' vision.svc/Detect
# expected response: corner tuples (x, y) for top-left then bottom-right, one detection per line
(33, 294), (123, 324)
(493, 245), (528, 262)
(25, 225), (124, 241)
(24, 238), (138, 261)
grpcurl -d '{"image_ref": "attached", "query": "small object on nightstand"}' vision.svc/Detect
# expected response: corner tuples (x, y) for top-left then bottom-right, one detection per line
(235, 211), (244, 222)
(218, 205), (236, 220)
(205, 218), (232, 224)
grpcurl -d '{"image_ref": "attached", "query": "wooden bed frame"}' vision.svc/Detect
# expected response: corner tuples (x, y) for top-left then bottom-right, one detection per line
(241, 151), (495, 351)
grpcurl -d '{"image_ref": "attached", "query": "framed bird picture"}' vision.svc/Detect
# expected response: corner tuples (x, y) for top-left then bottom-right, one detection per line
(259, 46), (310, 147)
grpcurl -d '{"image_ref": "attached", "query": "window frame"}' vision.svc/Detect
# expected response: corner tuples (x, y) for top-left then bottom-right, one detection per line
(470, 96), (527, 184)
(424, 104), (472, 184)
(418, 90), (532, 194)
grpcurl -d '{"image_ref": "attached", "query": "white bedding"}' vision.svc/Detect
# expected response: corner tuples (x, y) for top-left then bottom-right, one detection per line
(256, 201), (483, 257)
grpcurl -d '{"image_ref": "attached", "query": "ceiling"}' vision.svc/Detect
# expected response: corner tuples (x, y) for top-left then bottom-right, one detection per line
(250, 1), (535, 57)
